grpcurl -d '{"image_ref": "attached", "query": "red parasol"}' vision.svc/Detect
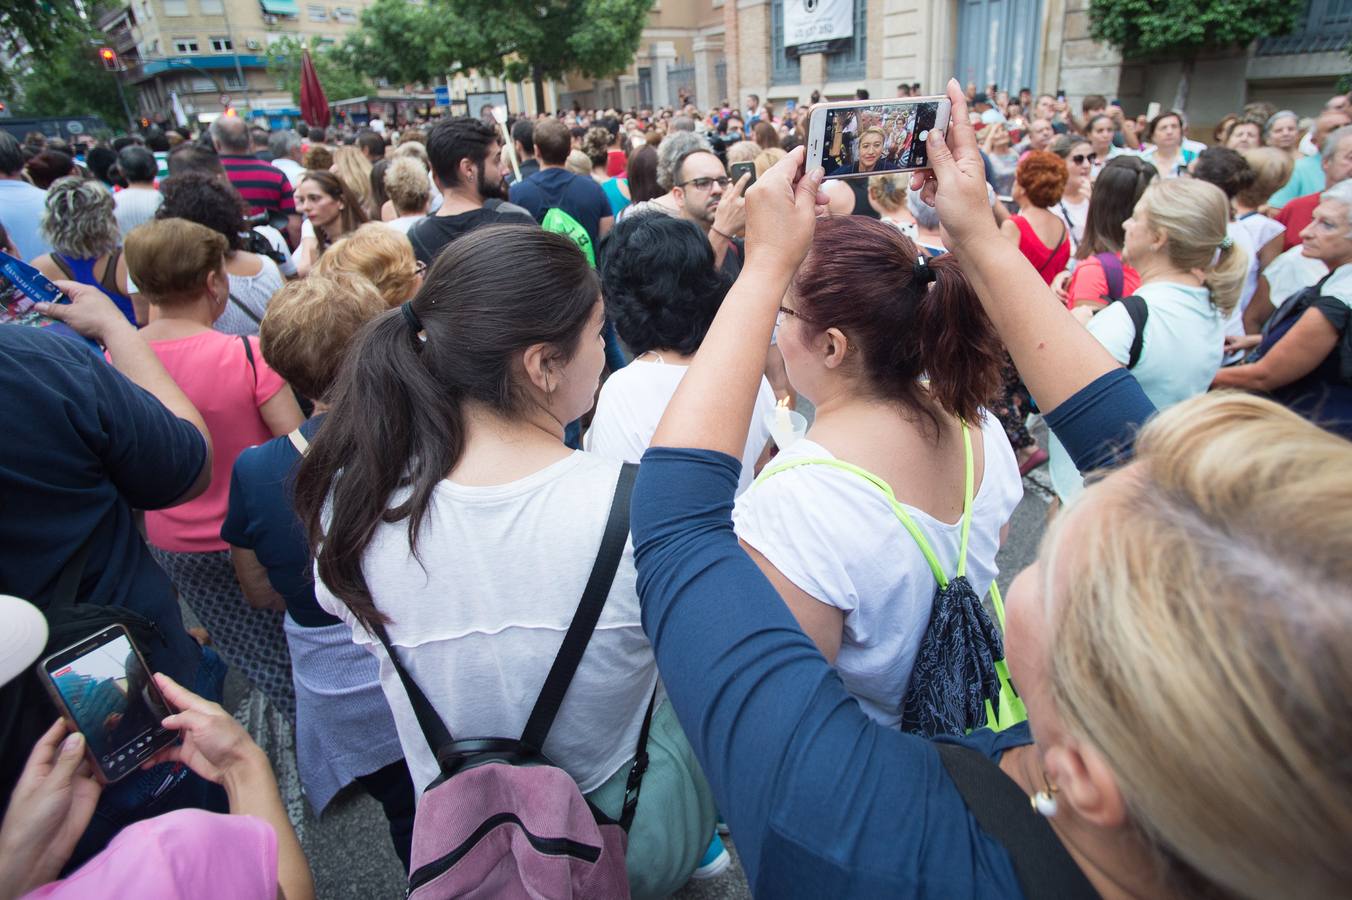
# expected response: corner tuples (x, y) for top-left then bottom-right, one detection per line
(299, 47), (330, 128)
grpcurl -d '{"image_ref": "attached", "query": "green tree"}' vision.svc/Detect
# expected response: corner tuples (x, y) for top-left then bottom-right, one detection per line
(0, 0), (87, 96)
(1089, 0), (1301, 112)
(265, 36), (372, 106)
(345, 0), (655, 112)
(16, 25), (133, 129)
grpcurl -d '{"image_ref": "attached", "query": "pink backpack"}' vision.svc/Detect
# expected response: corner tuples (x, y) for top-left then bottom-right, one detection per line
(373, 464), (655, 898)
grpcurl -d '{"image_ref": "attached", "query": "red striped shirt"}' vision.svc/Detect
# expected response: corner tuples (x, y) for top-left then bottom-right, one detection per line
(219, 155), (296, 217)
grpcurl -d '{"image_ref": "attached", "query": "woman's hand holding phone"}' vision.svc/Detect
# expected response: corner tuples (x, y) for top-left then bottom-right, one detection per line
(0, 720), (104, 898)
(909, 79), (1002, 251)
(141, 673), (268, 792)
(743, 146), (828, 279)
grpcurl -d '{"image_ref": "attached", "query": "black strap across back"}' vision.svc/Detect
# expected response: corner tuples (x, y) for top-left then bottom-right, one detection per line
(935, 742), (1100, 899)
(371, 462), (655, 828)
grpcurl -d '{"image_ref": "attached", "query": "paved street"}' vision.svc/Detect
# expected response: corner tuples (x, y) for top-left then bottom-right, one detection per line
(221, 421), (1054, 900)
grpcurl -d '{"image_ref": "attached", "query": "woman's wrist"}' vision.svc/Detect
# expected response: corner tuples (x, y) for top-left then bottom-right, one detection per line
(219, 745), (274, 810)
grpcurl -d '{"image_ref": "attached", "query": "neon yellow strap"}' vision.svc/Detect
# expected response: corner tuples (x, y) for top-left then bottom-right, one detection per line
(754, 422), (974, 587)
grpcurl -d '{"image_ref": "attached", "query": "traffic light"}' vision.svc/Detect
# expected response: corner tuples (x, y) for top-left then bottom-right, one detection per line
(99, 47), (118, 71)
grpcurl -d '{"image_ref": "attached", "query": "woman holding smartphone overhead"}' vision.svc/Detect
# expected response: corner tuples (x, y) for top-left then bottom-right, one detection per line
(626, 82), (1352, 899)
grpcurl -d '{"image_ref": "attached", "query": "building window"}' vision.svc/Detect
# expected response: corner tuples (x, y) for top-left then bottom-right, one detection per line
(200, 0), (223, 12)
(308, 3), (326, 20)
(210, 36), (232, 52)
(162, 0), (188, 15)
(223, 72), (246, 88)
(173, 37), (199, 53)
(770, 0), (801, 86)
(1257, 0), (1352, 54)
(334, 6), (357, 23)
(825, 0), (867, 81)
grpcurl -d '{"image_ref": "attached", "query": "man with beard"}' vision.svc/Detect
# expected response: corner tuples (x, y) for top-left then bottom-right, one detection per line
(509, 118), (614, 253)
(670, 147), (749, 277)
(406, 117), (536, 267)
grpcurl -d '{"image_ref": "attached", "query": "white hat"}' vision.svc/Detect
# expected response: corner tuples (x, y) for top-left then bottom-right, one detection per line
(0, 595), (48, 686)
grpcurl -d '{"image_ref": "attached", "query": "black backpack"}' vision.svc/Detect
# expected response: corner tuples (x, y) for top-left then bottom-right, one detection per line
(1112, 294), (1149, 370)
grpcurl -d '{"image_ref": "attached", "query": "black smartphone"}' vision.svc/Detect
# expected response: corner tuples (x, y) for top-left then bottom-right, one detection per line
(729, 161), (757, 188)
(38, 624), (177, 783)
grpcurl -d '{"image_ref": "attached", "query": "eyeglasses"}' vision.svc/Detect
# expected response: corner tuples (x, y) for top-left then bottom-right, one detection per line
(414, 260), (427, 276)
(1070, 153), (1097, 165)
(677, 176), (732, 191)
(776, 306), (815, 326)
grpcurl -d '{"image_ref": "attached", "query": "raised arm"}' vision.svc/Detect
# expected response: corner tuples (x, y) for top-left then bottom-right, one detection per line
(913, 81), (1121, 415)
(649, 147), (825, 455)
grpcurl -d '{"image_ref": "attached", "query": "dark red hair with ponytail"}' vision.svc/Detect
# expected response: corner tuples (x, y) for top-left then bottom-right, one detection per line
(790, 216), (1003, 433)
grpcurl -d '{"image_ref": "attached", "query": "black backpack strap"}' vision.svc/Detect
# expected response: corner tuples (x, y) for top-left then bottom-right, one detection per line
(520, 462), (638, 751)
(229, 292), (263, 325)
(934, 742), (1100, 899)
(240, 335), (258, 388)
(47, 541), (94, 615)
(1118, 294), (1149, 370)
(371, 620), (455, 752)
(618, 684), (657, 831)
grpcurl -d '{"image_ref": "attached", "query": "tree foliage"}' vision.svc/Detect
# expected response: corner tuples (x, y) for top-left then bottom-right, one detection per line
(0, 0), (95, 97)
(344, 0), (654, 100)
(265, 36), (372, 105)
(15, 23), (132, 127)
(1088, 0), (1300, 58)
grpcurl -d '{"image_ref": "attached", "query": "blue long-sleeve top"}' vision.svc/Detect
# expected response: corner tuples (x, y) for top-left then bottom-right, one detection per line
(631, 370), (1154, 896)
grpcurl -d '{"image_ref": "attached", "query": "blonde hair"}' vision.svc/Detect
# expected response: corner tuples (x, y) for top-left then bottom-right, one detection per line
(859, 126), (886, 144)
(1237, 147), (1293, 208)
(383, 156), (431, 216)
(753, 147), (786, 177)
(313, 222), (418, 307)
(868, 173), (908, 212)
(1138, 179), (1247, 315)
(40, 177), (119, 259)
(123, 218), (227, 304)
(725, 140), (761, 165)
(1045, 392), (1352, 900)
(331, 145), (373, 212)
(259, 272), (386, 401)
(391, 140), (429, 168)
(565, 149), (592, 177)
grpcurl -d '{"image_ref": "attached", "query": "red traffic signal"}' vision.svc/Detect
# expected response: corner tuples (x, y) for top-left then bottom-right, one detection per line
(99, 47), (118, 71)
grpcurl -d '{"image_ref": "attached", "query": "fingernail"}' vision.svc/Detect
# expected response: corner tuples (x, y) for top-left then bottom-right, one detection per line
(62, 733), (83, 753)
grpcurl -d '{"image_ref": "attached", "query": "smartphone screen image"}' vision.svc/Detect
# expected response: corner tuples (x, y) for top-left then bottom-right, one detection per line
(41, 626), (175, 782)
(816, 98), (948, 179)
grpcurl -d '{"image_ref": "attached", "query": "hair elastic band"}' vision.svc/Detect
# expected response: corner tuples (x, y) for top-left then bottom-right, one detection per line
(913, 255), (938, 285)
(1218, 235), (1234, 251)
(401, 301), (426, 342)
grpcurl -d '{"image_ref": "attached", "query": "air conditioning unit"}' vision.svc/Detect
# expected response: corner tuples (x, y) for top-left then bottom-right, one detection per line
(263, 14), (277, 24)
(245, 38), (261, 49)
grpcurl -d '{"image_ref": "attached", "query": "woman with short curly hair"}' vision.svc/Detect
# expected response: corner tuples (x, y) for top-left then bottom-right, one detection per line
(33, 176), (140, 325)
(999, 150), (1070, 283)
(587, 211), (775, 495)
(156, 171), (285, 336)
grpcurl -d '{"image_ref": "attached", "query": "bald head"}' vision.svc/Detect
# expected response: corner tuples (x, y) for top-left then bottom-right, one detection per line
(210, 116), (251, 153)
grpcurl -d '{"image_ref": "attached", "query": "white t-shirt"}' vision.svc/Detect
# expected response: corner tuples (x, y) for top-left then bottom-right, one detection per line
(217, 254), (284, 336)
(1054, 195), (1089, 250)
(1222, 220), (1258, 361)
(584, 360), (775, 495)
(113, 187), (163, 238)
(272, 157), (305, 188)
(1263, 244), (1328, 312)
(1050, 281), (1226, 501)
(251, 225), (298, 278)
(732, 413), (1022, 727)
(387, 214), (423, 235)
(315, 452), (656, 798)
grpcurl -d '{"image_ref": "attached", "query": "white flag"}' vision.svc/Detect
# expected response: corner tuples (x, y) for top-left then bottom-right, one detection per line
(170, 91), (189, 127)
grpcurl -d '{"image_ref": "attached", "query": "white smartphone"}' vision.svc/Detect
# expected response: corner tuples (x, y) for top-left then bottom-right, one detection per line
(807, 96), (952, 180)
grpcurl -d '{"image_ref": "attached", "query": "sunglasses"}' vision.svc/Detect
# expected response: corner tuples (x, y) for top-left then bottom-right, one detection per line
(1070, 153), (1097, 165)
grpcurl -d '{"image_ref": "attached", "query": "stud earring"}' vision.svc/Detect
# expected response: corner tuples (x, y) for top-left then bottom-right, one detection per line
(1030, 780), (1059, 818)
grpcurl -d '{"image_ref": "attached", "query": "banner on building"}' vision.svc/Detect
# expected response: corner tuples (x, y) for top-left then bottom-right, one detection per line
(784, 0), (854, 52)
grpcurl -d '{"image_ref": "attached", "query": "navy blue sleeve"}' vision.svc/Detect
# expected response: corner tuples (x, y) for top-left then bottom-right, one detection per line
(1042, 369), (1156, 474)
(631, 447), (1021, 897)
(86, 342), (207, 510)
(509, 181), (541, 220)
(221, 458), (256, 549)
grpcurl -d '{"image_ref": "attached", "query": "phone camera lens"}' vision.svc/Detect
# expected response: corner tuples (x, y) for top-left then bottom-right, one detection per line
(918, 130), (929, 142)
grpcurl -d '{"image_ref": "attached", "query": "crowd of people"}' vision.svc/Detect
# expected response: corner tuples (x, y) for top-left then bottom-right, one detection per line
(0, 74), (1349, 900)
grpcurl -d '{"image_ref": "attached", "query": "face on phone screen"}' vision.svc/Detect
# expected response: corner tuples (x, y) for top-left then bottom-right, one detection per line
(821, 100), (942, 177)
(45, 630), (173, 780)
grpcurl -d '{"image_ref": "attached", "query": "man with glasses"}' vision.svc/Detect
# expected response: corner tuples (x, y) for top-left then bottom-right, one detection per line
(671, 148), (749, 277)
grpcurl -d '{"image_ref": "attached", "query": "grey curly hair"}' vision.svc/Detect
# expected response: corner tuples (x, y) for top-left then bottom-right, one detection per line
(40, 176), (120, 259)
(656, 131), (710, 191)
